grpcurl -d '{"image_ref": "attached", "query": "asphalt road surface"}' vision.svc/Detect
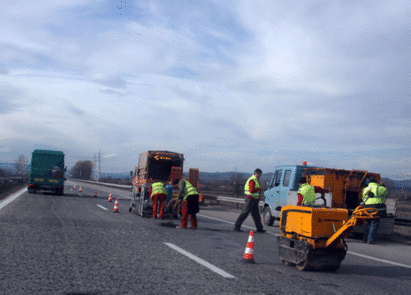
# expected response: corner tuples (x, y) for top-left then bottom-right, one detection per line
(1, 181), (410, 295)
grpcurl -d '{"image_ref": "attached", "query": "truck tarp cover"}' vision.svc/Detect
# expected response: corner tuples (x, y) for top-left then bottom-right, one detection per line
(31, 151), (64, 179)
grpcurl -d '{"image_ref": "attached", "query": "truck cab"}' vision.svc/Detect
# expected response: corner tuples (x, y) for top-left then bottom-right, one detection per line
(263, 164), (314, 225)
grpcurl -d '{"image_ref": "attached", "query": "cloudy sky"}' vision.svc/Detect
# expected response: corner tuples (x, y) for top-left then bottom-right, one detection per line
(1, 0), (410, 179)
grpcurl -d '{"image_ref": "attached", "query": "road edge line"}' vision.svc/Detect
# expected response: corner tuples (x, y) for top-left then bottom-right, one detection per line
(0, 187), (28, 211)
(348, 251), (411, 269)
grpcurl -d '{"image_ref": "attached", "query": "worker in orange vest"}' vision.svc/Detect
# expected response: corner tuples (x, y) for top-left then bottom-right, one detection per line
(149, 181), (167, 219)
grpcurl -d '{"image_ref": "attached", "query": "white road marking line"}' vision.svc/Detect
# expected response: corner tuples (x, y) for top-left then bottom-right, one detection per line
(164, 243), (236, 279)
(97, 204), (108, 211)
(0, 187), (27, 211)
(348, 251), (411, 269)
(197, 214), (280, 236)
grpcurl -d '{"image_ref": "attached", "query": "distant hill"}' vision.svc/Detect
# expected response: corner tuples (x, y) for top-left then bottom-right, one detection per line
(0, 162), (29, 175)
(183, 171), (274, 184)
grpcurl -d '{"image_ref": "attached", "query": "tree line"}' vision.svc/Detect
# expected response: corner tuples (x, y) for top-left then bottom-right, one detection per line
(70, 160), (93, 180)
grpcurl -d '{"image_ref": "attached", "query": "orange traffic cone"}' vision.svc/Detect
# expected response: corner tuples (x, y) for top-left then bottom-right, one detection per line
(108, 193), (112, 202)
(74, 184), (77, 189)
(113, 198), (119, 213)
(79, 186), (82, 192)
(94, 190), (97, 198)
(243, 231), (255, 263)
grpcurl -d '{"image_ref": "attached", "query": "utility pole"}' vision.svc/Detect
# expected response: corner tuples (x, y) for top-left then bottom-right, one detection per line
(97, 149), (101, 182)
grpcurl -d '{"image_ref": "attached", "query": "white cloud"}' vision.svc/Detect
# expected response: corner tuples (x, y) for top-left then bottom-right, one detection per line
(0, 0), (410, 177)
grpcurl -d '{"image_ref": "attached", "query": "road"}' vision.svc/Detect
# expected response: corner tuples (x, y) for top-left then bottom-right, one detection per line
(1, 181), (410, 295)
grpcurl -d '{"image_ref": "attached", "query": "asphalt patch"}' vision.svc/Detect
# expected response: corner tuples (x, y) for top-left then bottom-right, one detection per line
(159, 222), (177, 228)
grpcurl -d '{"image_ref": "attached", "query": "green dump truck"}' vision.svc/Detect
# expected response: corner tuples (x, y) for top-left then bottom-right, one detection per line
(28, 149), (66, 195)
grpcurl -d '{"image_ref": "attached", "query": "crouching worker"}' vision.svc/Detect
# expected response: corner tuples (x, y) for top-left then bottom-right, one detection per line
(173, 179), (200, 230)
(149, 181), (167, 219)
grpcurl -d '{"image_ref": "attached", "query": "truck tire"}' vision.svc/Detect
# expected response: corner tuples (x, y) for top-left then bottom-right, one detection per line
(55, 187), (64, 196)
(263, 207), (275, 226)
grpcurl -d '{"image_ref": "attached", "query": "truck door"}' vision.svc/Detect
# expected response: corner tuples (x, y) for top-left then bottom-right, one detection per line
(265, 168), (289, 218)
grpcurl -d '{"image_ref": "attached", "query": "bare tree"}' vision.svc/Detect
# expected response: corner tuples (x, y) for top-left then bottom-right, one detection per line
(231, 171), (247, 198)
(70, 160), (94, 180)
(15, 154), (28, 176)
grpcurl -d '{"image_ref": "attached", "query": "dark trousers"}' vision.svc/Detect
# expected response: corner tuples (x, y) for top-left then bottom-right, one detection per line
(235, 197), (263, 231)
(363, 218), (380, 243)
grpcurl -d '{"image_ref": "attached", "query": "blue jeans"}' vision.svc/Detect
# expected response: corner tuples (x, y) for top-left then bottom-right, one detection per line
(363, 219), (380, 243)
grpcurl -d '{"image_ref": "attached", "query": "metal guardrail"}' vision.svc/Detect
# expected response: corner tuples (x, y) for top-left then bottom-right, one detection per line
(68, 179), (132, 190)
(395, 218), (411, 227)
(0, 177), (24, 182)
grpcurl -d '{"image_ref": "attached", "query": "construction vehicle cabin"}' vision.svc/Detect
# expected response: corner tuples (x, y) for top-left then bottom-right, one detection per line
(263, 163), (396, 236)
(130, 151), (199, 216)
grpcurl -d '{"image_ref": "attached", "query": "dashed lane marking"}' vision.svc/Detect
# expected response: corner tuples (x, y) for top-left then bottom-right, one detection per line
(197, 213), (280, 237)
(164, 243), (236, 279)
(0, 187), (27, 211)
(97, 204), (108, 211)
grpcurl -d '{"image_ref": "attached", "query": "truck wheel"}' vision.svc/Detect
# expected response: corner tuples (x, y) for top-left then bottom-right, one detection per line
(263, 207), (275, 226)
(55, 188), (64, 196)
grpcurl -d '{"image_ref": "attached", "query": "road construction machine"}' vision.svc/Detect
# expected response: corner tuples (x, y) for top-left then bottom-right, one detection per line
(278, 203), (379, 271)
(263, 163), (396, 237)
(128, 150), (200, 217)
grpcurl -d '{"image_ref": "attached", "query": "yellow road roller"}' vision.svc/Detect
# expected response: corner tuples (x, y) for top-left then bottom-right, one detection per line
(277, 205), (378, 271)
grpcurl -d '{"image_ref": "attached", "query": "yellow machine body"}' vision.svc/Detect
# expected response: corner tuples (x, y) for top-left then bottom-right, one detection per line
(278, 205), (378, 271)
(280, 206), (348, 247)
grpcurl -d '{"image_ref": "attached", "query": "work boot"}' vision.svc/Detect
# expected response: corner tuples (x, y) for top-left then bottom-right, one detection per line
(234, 227), (243, 232)
(176, 225), (187, 229)
(188, 226), (197, 230)
(256, 229), (266, 233)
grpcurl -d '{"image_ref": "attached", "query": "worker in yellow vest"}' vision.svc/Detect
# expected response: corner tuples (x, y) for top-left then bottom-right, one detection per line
(234, 169), (266, 233)
(149, 181), (167, 219)
(297, 177), (325, 206)
(361, 177), (388, 244)
(173, 179), (200, 229)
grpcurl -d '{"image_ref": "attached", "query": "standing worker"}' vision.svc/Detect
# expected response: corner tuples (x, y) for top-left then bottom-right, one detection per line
(362, 177), (388, 244)
(234, 169), (266, 233)
(173, 179), (199, 229)
(297, 177), (325, 206)
(149, 181), (167, 219)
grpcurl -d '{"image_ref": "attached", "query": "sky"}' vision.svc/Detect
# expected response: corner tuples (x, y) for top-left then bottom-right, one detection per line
(1, 0), (411, 179)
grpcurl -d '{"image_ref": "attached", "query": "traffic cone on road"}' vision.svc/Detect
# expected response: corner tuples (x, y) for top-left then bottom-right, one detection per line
(243, 231), (255, 263)
(108, 193), (112, 202)
(94, 190), (97, 198)
(113, 198), (119, 213)
(74, 184), (77, 189)
(79, 186), (82, 192)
